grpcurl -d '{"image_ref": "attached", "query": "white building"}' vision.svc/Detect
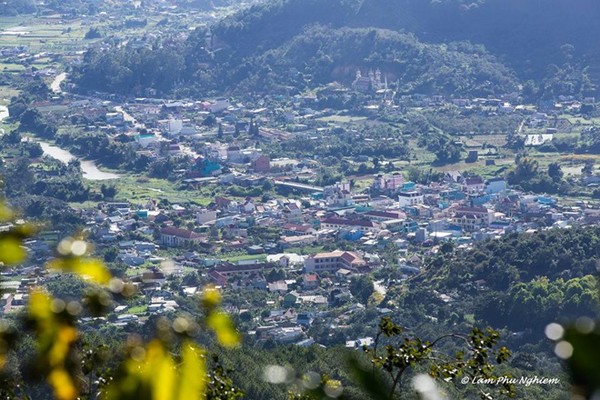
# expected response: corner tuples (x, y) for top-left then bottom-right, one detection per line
(209, 98), (230, 114)
(168, 119), (183, 135)
(196, 209), (218, 224)
(398, 191), (424, 207)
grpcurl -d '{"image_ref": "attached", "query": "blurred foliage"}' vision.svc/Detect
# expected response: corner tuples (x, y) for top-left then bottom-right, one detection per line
(0, 201), (241, 400)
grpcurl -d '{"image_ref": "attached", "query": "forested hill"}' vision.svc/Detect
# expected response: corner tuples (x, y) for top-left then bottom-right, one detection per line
(382, 227), (600, 340)
(74, 0), (600, 97)
(214, 0), (600, 82)
(233, 26), (519, 96)
(75, 25), (518, 96)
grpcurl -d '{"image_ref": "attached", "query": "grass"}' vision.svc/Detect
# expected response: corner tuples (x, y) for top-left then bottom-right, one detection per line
(222, 254), (267, 263)
(0, 63), (25, 72)
(558, 114), (600, 126)
(0, 15), (90, 52)
(86, 175), (214, 206)
(128, 305), (148, 314)
(316, 115), (369, 124)
(285, 245), (324, 255)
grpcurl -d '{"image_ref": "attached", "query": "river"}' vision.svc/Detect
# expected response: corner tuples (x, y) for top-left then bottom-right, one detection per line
(38, 141), (120, 181)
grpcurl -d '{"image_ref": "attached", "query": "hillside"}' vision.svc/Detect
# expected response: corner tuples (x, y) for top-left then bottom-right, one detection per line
(74, 0), (600, 97)
(213, 0), (600, 84)
(226, 26), (519, 95)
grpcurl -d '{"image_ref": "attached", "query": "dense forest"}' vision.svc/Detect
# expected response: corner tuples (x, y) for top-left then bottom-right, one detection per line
(385, 227), (600, 343)
(213, 0), (600, 85)
(0, 0), (35, 16)
(73, 0), (600, 98)
(14, 225), (591, 399)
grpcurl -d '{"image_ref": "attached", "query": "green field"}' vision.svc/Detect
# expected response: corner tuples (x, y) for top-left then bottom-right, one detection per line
(222, 254), (267, 263)
(87, 175), (214, 206)
(316, 115), (369, 124)
(128, 305), (148, 314)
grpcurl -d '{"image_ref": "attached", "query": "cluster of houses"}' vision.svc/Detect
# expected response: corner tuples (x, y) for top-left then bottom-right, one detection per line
(1, 62), (598, 347)
(4, 159), (598, 347)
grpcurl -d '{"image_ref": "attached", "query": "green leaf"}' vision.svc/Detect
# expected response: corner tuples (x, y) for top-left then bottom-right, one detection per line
(0, 236), (26, 265)
(206, 311), (240, 348)
(177, 341), (206, 400)
(47, 257), (111, 285)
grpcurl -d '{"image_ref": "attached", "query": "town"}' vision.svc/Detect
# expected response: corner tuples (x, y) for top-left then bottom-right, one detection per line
(0, 1), (598, 398)
(1, 73), (599, 348)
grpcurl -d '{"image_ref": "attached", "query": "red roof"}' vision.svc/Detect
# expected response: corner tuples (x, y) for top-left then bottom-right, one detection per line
(161, 227), (201, 239)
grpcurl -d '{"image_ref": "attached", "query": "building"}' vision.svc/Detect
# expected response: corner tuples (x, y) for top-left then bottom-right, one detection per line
(282, 223), (315, 236)
(214, 262), (267, 278)
(303, 273), (319, 289)
(463, 176), (485, 194)
(398, 191), (424, 208)
(451, 206), (494, 232)
(160, 227), (203, 247)
(363, 210), (406, 222)
(373, 174), (405, 192)
(320, 217), (378, 233)
(352, 68), (387, 92)
(251, 155), (271, 173)
(209, 98), (230, 113)
(304, 251), (367, 273)
(196, 209), (218, 224)
(167, 119), (183, 135)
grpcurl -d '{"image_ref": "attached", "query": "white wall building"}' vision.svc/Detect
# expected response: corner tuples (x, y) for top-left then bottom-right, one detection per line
(398, 191), (424, 208)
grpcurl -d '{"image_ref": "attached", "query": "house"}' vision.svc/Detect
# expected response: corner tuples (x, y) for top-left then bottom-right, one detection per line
(320, 217), (378, 233)
(463, 176), (485, 194)
(451, 206), (494, 232)
(282, 223), (315, 236)
(251, 155), (271, 173)
(303, 273), (319, 289)
(304, 251), (368, 274)
(208, 270), (227, 286)
(196, 209), (218, 224)
(215, 196), (233, 210)
(248, 245), (264, 255)
(283, 202), (302, 222)
(141, 270), (166, 286)
(268, 281), (288, 293)
(160, 227), (203, 247)
(398, 191), (424, 208)
(445, 171), (463, 183)
(269, 326), (305, 343)
(363, 210), (406, 222)
(241, 198), (255, 214)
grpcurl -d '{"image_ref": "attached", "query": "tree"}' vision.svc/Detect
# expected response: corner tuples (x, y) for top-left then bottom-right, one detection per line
(3, 129), (21, 144)
(349, 276), (374, 305)
(84, 27), (102, 39)
(103, 246), (119, 262)
(202, 114), (216, 126)
(548, 162), (563, 182)
(0, 203), (242, 400)
(100, 184), (118, 199)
